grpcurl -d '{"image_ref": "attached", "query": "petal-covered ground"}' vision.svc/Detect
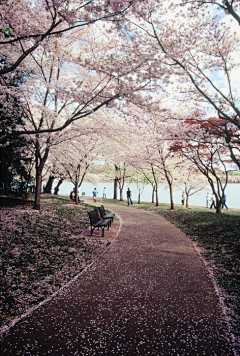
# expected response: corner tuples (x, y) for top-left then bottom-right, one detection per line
(0, 196), (114, 328)
(140, 205), (240, 353)
(1, 201), (236, 355)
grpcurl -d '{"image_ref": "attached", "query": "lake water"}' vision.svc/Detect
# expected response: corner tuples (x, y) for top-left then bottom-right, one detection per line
(51, 181), (240, 210)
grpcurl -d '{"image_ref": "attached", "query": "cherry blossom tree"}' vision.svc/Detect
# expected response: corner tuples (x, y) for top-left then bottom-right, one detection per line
(132, 163), (157, 203)
(117, 1), (240, 168)
(149, 161), (160, 206)
(176, 163), (208, 208)
(89, 109), (139, 201)
(55, 132), (103, 204)
(180, 1), (240, 26)
(53, 177), (65, 195)
(130, 168), (149, 204)
(42, 158), (66, 195)
(130, 106), (182, 209)
(155, 145), (179, 210)
(131, 135), (161, 206)
(0, 0), (140, 76)
(1, 1), (152, 145)
(116, 101), (169, 205)
(16, 24), (153, 209)
(115, 162), (127, 201)
(171, 118), (236, 213)
(136, 142), (176, 208)
(103, 142), (131, 201)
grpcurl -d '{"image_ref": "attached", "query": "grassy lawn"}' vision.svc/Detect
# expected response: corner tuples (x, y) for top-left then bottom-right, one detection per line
(0, 195), (111, 328)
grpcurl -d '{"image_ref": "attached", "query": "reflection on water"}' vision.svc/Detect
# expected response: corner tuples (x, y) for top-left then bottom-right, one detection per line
(51, 181), (240, 210)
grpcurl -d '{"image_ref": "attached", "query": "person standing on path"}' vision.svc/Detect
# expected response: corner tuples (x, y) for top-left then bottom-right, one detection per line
(222, 193), (228, 209)
(126, 188), (133, 205)
(181, 192), (185, 206)
(103, 187), (106, 199)
(93, 188), (98, 203)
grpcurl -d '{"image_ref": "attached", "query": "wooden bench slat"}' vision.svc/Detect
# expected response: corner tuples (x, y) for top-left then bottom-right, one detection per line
(99, 205), (115, 224)
(88, 209), (111, 237)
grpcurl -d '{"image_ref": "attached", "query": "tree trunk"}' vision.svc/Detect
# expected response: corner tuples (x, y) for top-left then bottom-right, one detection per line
(119, 187), (123, 201)
(34, 167), (42, 210)
(151, 165), (158, 206)
(138, 188), (140, 204)
(152, 184), (155, 203)
(24, 160), (34, 197)
(209, 184), (222, 214)
(165, 171), (174, 210)
(113, 178), (118, 199)
(54, 178), (64, 195)
(216, 199), (222, 213)
(44, 175), (55, 193)
(169, 183), (174, 210)
(74, 183), (79, 205)
(185, 193), (189, 208)
(33, 138), (50, 210)
(155, 182), (159, 206)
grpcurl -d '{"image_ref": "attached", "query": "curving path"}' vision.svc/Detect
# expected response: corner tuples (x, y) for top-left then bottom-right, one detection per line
(1, 205), (234, 355)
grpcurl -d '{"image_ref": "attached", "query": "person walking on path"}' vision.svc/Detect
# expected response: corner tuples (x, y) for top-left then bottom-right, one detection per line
(92, 187), (98, 203)
(210, 193), (216, 209)
(126, 187), (133, 205)
(103, 187), (106, 199)
(222, 193), (228, 209)
(206, 192), (210, 207)
(181, 192), (185, 206)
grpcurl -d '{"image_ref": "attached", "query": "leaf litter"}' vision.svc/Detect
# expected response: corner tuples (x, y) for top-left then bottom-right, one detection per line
(0, 196), (110, 329)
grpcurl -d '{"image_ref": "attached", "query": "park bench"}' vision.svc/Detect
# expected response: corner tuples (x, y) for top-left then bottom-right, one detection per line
(99, 205), (115, 227)
(88, 208), (111, 237)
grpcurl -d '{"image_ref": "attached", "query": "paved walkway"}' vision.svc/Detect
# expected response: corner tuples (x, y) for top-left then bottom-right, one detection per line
(1, 205), (234, 355)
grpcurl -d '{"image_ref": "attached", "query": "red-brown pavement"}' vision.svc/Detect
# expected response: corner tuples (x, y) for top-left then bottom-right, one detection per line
(1, 204), (234, 355)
